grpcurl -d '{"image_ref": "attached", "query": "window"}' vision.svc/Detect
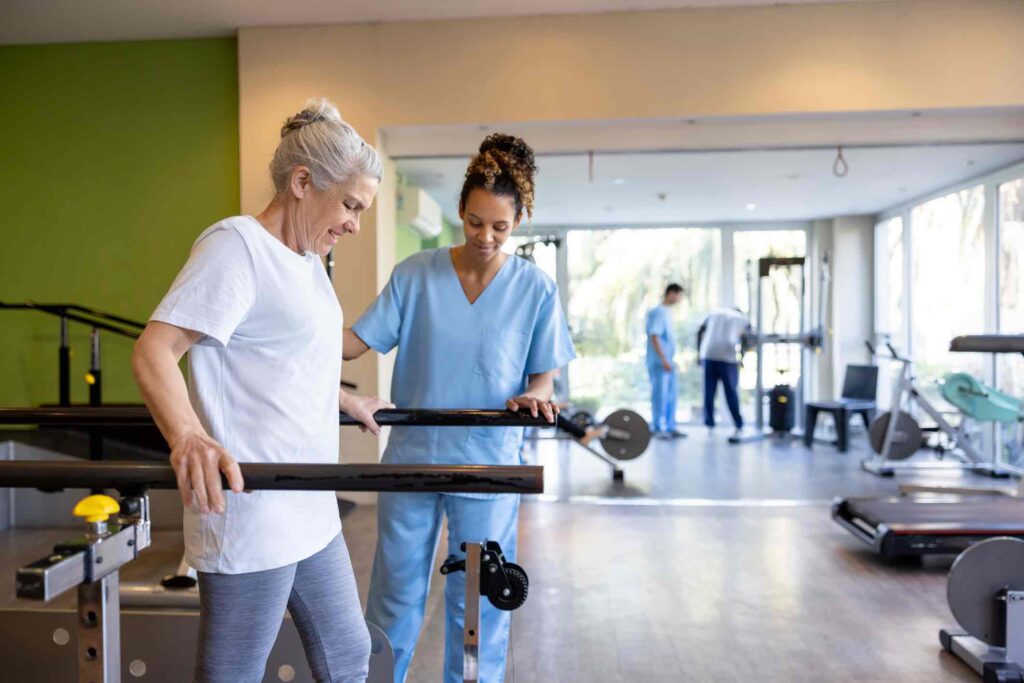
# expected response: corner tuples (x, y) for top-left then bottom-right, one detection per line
(507, 235), (557, 282)
(874, 217), (906, 349)
(999, 178), (1024, 393)
(909, 185), (986, 397)
(567, 228), (721, 417)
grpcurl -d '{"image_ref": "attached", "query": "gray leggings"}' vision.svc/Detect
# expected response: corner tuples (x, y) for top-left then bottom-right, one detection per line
(195, 533), (370, 683)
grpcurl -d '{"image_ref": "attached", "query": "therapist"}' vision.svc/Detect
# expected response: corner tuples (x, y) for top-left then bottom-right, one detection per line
(343, 133), (576, 683)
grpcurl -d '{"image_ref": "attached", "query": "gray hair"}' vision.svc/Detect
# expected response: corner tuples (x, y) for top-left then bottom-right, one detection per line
(270, 98), (383, 194)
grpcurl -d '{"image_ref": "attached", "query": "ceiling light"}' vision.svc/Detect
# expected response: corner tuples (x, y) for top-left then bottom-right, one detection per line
(612, 178), (627, 185)
(785, 173), (801, 181)
(746, 203), (757, 211)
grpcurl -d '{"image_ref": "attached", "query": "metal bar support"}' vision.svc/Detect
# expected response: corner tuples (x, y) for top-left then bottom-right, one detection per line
(78, 573), (120, 683)
(463, 542), (481, 683)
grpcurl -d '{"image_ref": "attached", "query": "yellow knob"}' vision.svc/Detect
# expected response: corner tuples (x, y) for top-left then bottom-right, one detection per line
(73, 495), (119, 524)
(84, 373), (96, 386)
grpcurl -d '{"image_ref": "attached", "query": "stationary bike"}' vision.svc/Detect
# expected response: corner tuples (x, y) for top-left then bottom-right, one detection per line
(863, 341), (1017, 477)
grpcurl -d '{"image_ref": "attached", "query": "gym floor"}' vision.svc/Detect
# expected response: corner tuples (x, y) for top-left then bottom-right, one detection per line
(0, 427), (1003, 682)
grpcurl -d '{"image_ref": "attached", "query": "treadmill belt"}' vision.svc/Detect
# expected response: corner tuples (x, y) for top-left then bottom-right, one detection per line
(844, 496), (1024, 529)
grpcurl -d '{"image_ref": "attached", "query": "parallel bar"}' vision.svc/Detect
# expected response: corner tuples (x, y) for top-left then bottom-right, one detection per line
(0, 406), (568, 430)
(0, 461), (544, 495)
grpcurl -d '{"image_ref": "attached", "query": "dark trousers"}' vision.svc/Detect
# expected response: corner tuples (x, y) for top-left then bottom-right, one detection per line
(703, 359), (743, 429)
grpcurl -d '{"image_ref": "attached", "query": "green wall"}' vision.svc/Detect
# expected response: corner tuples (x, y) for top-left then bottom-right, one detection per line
(0, 38), (239, 406)
(396, 215), (461, 263)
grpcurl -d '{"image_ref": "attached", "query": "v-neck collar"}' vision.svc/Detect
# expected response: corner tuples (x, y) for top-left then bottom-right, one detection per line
(446, 247), (513, 307)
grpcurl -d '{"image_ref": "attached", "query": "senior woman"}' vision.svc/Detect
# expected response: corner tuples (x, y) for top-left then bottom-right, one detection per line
(132, 99), (388, 683)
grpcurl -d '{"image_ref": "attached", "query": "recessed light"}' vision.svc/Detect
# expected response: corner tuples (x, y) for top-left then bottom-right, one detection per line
(684, 119), (698, 125)
(966, 160), (976, 166)
(899, 186), (908, 193)
(657, 192), (668, 202)
(785, 173), (801, 181)
(746, 203), (757, 211)
(604, 206), (613, 212)
(910, 111), (922, 118)
(612, 178), (627, 185)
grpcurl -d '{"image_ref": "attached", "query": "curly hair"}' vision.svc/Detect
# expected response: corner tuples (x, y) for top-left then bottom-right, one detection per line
(460, 133), (538, 221)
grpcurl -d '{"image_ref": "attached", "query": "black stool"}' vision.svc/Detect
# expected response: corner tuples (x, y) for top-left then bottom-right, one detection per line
(804, 364), (878, 452)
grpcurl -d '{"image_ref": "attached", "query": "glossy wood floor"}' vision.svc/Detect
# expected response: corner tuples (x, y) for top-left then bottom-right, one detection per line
(3, 427), (1000, 682)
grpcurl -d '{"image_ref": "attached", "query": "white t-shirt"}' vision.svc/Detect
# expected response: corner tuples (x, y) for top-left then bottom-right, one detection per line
(151, 215), (343, 574)
(699, 308), (750, 363)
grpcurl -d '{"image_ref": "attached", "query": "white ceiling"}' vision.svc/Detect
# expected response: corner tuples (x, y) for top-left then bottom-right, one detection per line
(2, 0), (880, 45)
(395, 144), (1024, 226)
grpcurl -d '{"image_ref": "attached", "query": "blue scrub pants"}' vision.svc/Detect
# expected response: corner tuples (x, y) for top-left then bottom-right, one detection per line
(703, 359), (743, 429)
(366, 492), (520, 683)
(647, 362), (677, 433)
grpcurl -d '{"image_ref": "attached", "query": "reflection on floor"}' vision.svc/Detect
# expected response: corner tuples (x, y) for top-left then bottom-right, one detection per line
(3, 427), (1005, 682)
(524, 425), (1002, 502)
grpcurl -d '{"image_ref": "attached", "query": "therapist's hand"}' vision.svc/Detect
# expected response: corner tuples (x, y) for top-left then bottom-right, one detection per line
(341, 393), (395, 436)
(169, 431), (244, 515)
(507, 395), (559, 424)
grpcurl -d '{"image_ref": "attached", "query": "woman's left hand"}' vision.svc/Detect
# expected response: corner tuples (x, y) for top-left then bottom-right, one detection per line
(506, 395), (559, 424)
(341, 394), (395, 435)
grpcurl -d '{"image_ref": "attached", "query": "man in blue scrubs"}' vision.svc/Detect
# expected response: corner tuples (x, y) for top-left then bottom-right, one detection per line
(645, 283), (684, 439)
(343, 134), (575, 683)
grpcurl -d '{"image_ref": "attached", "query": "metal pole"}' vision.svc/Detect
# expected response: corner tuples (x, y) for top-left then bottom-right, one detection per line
(78, 573), (120, 683)
(0, 406), (563, 430)
(755, 264), (765, 432)
(89, 328), (102, 406)
(59, 316), (70, 406)
(0, 461), (545, 495)
(463, 542), (481, 683)
(88, 328), (104, 471)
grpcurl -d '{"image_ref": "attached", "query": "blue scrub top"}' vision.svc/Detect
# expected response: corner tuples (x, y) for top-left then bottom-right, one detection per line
(353, 248), (576, 470)
(645, 304), (675, 365)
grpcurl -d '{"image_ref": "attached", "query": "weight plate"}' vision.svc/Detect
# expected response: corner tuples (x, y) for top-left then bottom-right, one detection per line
(948, 537), (1024, 646)
(868, 411), (922, 460)
(600, 409), (651, 461)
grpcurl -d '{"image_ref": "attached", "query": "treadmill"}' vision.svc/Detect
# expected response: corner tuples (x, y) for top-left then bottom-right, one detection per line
(833, 335), (1024, 559)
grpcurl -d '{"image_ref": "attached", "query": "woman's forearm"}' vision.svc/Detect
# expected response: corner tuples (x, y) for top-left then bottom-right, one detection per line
(132, 329), (207, 448)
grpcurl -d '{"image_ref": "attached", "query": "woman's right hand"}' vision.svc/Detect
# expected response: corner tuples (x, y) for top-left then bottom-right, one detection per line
(169, 431), (244, 515)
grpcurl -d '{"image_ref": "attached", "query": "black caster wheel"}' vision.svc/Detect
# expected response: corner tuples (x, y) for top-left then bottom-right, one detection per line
(487, 563), (529, 611)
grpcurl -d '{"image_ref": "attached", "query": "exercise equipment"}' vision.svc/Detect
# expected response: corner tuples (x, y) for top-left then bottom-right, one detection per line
(0, 301), (357, 415)
(863, 339), (1020, 477)
(0, 459), (542, 683)
(442, 540), (529, 682)
(940, 537), (1024, 681)
(0, 404), (652, 483)
(831, 491), (1024, 559)
(730, 254), (829, 444)
(522, 407), (652, 481)
(833, 336), (1024, 559)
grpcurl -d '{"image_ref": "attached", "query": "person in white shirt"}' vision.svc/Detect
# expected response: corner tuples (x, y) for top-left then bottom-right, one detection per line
(132, 98), (388, 682)
(697, 307), (750, 438)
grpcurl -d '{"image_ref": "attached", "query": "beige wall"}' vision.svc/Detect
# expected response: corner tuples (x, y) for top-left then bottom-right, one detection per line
(238, 0), (1024, 465)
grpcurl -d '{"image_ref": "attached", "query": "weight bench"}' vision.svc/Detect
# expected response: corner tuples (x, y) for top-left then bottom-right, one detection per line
(804, 364), (878, 452)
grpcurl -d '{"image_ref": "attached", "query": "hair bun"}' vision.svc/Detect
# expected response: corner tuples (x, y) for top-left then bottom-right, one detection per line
(280, 98), (344, 138)
(479, 133), (535, 170)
